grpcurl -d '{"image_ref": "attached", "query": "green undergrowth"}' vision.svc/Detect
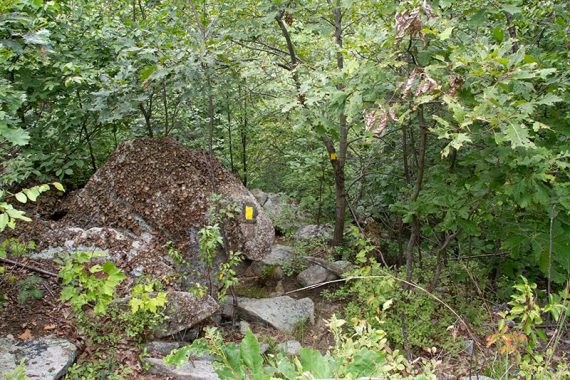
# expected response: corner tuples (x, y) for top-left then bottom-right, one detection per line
(165, 316), (438, 379)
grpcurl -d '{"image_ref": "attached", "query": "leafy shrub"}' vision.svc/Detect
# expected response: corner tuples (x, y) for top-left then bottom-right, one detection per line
(165, 316), (436, 379)
(328, 231), (484, 353)
(485, 277), (569, 379)
(66, 358), (133, 380)
(58, 251), (126, 315)
(129, 281), (167, 314)
(17, 275), (44, 304)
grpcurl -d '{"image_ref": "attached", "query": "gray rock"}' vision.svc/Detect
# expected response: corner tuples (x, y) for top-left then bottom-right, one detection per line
(65, 137), (275, 262)
(295, 224), (332, 240)
(239, 321), (251, 335)
(144, 341), (185, 357)
(220, 298), (235, 319)
(251, 189), (268, 206)
(237, 296), (314, 334)
(297, 265), (330, 287)
(304, 257), (353, 277)
(460, 377), (495, 380)
(248, 245), (294, 280)
(263, 193), (285, 220)
(155, 292), (219, 338)
(0, 336), (77, 379)
(28, 227), (175, 277)
(277, 340), (302, 356)
(262, 245), (295, 266)
(145, 357), (219, 380)
(332, 260), (354, 275)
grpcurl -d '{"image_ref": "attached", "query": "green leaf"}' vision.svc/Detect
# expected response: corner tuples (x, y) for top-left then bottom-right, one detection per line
(0, 213), (8, 231)
(53, 182), (65, 192)
(140, 65), (157, 82)
(0, 126), (30, 146)
(439, 27), (454, 41)
(492, 27), (504, 43)
(346, 348), (384, 377)
(538, 93), (562, 106)
(298, 348), (334, 378)
(240, 330), (262, 372)
(14, 192), (27, 204)
(164, 346), (192, 368)
(60, 286), (76, 301)
(130, 297), (143, 313)
(500, 123), (533, 148)
(94, 301), (106, 315)
(502, 4), (521, 14)
(221, 343), (244, 378)
(24, 188), (40, 202)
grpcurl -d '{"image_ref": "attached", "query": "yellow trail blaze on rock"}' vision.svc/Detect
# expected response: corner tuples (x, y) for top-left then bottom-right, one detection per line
(245, 206), (254, 220)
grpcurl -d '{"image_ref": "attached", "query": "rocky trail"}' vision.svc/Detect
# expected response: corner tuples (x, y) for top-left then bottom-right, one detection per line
(0, 138), (350, 380)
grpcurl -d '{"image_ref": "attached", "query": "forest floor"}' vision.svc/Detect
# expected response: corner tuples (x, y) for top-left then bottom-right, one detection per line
(1, 254), (569, 379)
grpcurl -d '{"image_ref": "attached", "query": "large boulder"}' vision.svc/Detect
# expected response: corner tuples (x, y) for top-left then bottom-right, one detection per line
(5, 138), (274, 280)
(297, 265), (336, 287)
(155, 292), (219, 338)
(237, 296), (314, 334)
(0, 336), (77, 379)
(65, 137), (274, 262)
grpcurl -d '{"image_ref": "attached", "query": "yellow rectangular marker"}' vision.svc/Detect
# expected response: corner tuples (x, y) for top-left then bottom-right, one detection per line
(245, 206), (254, 220)
(330, 152), (337, 161)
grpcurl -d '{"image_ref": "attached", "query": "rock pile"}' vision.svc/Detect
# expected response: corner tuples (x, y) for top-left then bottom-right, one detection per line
(8, 137), (275, 279)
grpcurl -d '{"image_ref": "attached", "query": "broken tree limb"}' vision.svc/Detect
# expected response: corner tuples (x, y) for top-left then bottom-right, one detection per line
(0, 257), (58, 278)
(304, 256), (354, 277)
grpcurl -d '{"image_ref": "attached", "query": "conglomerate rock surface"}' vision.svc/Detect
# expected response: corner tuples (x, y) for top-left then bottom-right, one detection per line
(5, 137), (274, 279)
(65, 137), (274, 262)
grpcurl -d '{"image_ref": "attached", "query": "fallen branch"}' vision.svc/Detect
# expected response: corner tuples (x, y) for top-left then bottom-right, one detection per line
(0, 257), (59, 278)
(304, 256), (353, 277)
(284, 274), (483, 349)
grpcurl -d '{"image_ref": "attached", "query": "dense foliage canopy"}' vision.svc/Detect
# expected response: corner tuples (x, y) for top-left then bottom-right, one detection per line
(1, 0), (569, 288)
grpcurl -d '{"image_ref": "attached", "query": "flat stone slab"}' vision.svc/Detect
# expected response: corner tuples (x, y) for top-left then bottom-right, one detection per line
(0, 336), (77, 379)
(262, 245), (294, 266)
(237, 296), (314, 334)
(297, 265), (331, 287)
(145, 357), (219, 380)
(156, 292), (219, 338)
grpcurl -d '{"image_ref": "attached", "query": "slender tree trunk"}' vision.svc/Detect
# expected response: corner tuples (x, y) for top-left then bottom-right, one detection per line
(139, 93), (153, 137)
(429, 231), (457, 291)
(227, 105), (235, 173)
(405, 105), (428, 283)
(241, 87), (248, 187)
(162, 84), (170, 136)
(329, 1), (348, 246)
(316, 157), (326, 225)
(206, 72), (215, 158)
(402, 123), (411, 184)
(138, 0), (146, 20)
